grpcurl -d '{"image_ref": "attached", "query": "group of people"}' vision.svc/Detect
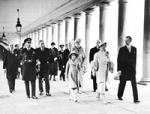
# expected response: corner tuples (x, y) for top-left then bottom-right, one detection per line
(1, 35), (140, 103)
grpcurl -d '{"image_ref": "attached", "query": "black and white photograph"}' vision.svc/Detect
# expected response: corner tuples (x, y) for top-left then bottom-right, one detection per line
(0, 0), (150, 113)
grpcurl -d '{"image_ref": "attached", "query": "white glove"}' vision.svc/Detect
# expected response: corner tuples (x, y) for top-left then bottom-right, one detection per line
(54, 57), (57, 61)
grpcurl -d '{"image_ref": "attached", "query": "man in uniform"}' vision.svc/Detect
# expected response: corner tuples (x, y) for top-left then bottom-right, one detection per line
(36, 40), (51, 96)
(21, 38), (38, 99)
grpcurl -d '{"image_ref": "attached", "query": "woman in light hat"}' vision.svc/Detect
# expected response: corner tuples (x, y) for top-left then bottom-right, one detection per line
(65, 50), (80, 102)
(92, 41), (113, 103)
(72, 38), (86, 92)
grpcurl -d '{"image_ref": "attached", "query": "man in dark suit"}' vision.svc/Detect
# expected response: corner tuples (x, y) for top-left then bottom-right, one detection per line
(14, 44), (21, 79)
(89, 40), (100, 92)
(58, 44), (65, 81)
(49, 42), (59, 81)
(3, 44), (19, 93)
(36, 40), (51, 96)
(117, 36), (140, 103)
(21, 38), (38, 99)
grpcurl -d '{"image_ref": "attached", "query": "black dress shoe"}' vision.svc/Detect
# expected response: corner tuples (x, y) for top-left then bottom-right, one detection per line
(32, 96), (38, 99)
(118, 97), (123, 100)
(46, 93), (51, 96)
(134, 100), (140, 103)
(105, 88), (108, 91)
(39, 92), (43, 96)
(27, 96), (30, 98)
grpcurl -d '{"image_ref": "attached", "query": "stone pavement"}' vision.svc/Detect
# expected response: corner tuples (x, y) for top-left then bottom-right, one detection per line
(0, 61), (150, 114)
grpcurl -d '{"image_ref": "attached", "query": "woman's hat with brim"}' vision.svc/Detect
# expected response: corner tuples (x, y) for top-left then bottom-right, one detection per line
(99, 41), (107, 47)
(69, 50), (78, 58)
(75, 38), (81, 44)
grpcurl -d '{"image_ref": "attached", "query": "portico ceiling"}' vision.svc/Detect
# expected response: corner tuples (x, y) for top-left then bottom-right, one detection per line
(0, 0), (100, 34)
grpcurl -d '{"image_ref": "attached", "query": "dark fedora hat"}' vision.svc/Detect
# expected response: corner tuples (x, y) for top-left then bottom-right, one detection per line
(51, 42), (55, 45)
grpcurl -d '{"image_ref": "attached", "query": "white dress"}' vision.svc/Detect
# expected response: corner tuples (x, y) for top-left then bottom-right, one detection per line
(65, 59), (79, 89)
(93, 50), (110, 93)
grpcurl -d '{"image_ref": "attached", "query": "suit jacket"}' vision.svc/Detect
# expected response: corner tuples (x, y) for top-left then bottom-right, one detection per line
(117, 45), (137, 80)
(36, 47), (51, 77)
(63, 48), (70, 65)
(49, 47), (59, 75)
(3, 50), (19, 79)
(89, 46), (99, 63)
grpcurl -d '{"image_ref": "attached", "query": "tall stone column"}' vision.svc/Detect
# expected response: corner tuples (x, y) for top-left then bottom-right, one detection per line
(46, 26), (49, 47)
(51, 23), (56, 42)
(99, 1), (110, 42)
(37, 29), (40, 46)
(42, 27), (45, 41)
(84, 8), (93, 61)
(34, 31), (38, 48)
(73, 13), (81, 41)
(138, 0), (150, 85)
(65, 17), (71, 44)
(118, 0), (128, 49)
(58, 20), (62, 47)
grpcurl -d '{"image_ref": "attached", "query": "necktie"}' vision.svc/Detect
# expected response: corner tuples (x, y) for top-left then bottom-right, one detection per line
(128, 46), (131, 52)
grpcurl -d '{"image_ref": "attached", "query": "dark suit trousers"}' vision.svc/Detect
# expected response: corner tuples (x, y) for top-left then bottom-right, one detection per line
(118, 76), (138, 101)
(7, 78), (15, 91)
(39, 76), (50, 94)
(25, 80), (36, 97)
(91, 72), (97, 92)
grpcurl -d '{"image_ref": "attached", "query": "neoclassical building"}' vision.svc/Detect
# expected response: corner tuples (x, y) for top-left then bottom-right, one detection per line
(0, 0), (149, 84)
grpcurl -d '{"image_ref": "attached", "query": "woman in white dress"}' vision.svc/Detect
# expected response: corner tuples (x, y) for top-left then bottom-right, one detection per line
(65, 50), (80, 102)
(93, 41), (111, 103)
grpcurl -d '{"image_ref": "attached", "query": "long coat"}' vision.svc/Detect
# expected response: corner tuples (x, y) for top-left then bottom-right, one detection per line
(72, 46), (86, 75)
(3, 50), (19, 80)
(65, 59), (80, 89)
(36, 47), (51, 78)
(89, 46), (99, 79)
(89, 46), (99, 63)
(49, 47), (59, 75)
(93, 50), (110, 83)
(63, 48), (70, 65)
(21, 48), (36, 81)
(117, 46), (137, 81)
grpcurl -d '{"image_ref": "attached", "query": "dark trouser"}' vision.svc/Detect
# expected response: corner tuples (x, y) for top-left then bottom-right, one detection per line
(91, 72), (97, 92)
(7, 78), (15, 92)
(39, 76), (50, 94)
(118, 77), (139, 101)
(60, 68), (65, 81)
(25, 80), (36, 97)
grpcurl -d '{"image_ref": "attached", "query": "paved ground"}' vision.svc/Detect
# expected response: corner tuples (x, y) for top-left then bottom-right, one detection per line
(0, 61), (150, 114)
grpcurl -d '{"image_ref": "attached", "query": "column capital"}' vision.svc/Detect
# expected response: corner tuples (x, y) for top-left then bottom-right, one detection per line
(57, 20), (63, 24)
(97, 0), (113, 7)
(51, 23), (56, 27)
(119, 0), (128, 4)
(84, 8), (94, 15)
(45, 24), (51, 27)
(64, 17), (71, 21)
(73, 13), (81, 19)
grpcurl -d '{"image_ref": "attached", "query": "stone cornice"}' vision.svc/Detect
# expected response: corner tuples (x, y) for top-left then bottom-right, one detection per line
(22, 0), (103, 36)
